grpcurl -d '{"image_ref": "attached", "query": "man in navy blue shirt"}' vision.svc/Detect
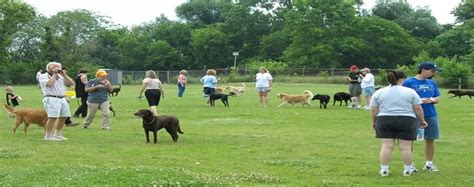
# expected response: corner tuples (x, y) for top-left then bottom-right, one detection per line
(403, 62), (441, 172)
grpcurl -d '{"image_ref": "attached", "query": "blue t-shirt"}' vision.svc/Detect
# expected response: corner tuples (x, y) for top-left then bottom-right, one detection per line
(402, 77), (440, 117)
(86, 79), (109, 104)
(200, 75), (217, 88)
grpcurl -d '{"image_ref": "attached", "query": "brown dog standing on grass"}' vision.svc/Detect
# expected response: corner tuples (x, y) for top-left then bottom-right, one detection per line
(3, 103), (47, 134)
(133, 109), (184, 144)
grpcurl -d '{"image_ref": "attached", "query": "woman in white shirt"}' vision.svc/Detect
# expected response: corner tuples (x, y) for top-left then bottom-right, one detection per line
(361, 68), (375, 110)
(255, 67), (273, 107)
(139, 70), (164, 115)
(370, 70), (427, 177)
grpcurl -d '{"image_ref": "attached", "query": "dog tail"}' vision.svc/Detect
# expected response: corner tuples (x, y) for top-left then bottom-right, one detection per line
(3, 103), (16, 114)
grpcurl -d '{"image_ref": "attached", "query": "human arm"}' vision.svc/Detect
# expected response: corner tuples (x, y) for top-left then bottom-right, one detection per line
(413, 104), (428, 128)
(159, 82), (165, 98)
(370, 107), (379, 129)
(138, 81), (147, 97)
(80, 74), (88, 85)
(104, 79), (113, 92)
(59, 70), (75, 87)
(85, 80), (104, 93)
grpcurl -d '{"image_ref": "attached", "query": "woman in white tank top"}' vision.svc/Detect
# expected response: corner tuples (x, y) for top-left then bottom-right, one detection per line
(139, 70), (164, 115)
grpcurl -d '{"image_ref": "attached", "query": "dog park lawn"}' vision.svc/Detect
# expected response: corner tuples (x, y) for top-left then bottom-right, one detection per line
(1, 83), (473, 186)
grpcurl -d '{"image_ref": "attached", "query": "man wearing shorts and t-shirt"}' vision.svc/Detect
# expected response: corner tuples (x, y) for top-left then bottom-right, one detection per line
(403, 62), (441, 172)
(39, 62), (75, 141)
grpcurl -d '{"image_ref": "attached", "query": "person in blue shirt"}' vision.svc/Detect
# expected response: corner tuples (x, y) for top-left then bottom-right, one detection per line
(200, 69), (218, 106)
(402, 62), (441, 172)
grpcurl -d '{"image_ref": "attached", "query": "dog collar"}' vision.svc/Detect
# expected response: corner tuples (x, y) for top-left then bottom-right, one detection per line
(144, 117), (156, 125)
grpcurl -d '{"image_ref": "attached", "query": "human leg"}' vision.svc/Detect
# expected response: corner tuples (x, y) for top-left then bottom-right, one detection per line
(379, 139), (394, 176)
(44, 117), (59, 140)
(99, 101), (111, 129)
(83, 102), (99, 128)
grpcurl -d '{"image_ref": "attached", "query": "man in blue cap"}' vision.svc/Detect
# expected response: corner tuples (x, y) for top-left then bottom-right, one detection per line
(403, 62), (441, 172)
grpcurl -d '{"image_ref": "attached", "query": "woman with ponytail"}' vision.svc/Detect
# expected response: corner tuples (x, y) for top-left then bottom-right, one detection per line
(370, 70), (428, 177)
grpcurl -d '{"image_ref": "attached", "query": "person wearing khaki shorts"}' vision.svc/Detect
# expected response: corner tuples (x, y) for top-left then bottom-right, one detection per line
(83, 70), (113, 130)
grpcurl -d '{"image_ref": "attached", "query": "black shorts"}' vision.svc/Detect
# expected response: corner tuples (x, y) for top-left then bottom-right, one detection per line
(375, 116), (417, 140)
(145, 89), (161, 106)
(203, 87), (215, 96)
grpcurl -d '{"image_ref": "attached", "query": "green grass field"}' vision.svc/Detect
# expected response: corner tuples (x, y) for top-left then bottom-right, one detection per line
(1, 83), (473, 186)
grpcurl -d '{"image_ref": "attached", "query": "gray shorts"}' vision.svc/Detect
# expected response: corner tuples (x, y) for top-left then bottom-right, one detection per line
(349, 83), (362, 97)
(42, 97), (71, 118)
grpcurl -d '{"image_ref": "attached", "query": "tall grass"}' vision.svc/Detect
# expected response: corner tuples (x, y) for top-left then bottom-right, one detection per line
(0, 84), (473, 186)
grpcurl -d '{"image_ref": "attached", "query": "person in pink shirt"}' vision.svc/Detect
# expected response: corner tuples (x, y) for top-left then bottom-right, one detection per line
(177, 70), (187, 97)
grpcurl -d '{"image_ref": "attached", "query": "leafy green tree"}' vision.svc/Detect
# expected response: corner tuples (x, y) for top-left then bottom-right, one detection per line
(435, 26), (471, 58)
(176, 0), (231, 27)
(0, 0), (35, 62)
(282, 0), (362, 68)
(190, 25), (232, 68)
(355, 16), (418, 68)
(46, 9), (109, 65)
(452, 1), (474, 23)
(372, 2), (441, 40)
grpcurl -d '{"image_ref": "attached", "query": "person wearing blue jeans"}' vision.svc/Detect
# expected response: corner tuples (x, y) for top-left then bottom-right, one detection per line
(177, 70), (187, 97)
(403, 62), (441, 172)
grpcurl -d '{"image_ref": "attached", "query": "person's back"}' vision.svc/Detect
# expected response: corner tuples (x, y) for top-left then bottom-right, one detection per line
(371, 86), (420, 117)
(200, 75), (217, 88)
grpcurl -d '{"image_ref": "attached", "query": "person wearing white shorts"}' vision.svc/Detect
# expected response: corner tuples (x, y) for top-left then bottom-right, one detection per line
(38, 62), (75, 141)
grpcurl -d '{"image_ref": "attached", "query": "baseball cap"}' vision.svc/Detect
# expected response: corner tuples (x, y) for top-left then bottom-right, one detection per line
(96, 70), (108, 77)
(418, 62), (440, 71)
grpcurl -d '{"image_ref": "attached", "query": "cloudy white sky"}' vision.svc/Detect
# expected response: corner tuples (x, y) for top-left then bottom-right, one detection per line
(23, 0), (462, 26)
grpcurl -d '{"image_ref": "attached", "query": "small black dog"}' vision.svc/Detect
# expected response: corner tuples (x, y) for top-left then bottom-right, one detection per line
(109, 101), (116, 116)
(209, 93), (230, 107)
(447, 89), (474, 99)
(333, 92), (351, 106)
(134, 109), (184, 144)
(312, 94), (330, 109)
(109, 84), (121, 97)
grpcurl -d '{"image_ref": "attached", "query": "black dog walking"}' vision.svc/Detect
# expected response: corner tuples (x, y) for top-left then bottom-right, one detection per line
(333, 92), (351, 106)
(312, 94), (330, 109)
(209, 93), (230, 107)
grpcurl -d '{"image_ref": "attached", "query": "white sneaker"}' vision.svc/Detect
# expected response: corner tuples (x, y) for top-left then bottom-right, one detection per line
(379, 170), (389, 177)
(423, 164), (439, 172)
(102, 127), (111, 130)
(55, 136), (69, 140)
(403, 170), (413, 176)
(44, 136), (62, 141)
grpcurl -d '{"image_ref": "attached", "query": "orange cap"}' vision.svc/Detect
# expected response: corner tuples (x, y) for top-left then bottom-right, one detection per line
(96, 70), (108, 77)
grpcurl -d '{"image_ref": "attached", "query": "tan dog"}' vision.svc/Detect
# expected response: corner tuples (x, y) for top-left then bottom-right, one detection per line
(3, 103), (47, 134)
(224, 83), (246, 96)
(276, 90), (314, 107)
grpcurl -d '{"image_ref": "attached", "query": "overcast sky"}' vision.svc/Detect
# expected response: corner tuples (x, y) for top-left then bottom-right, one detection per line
(23, 0), (462, 26)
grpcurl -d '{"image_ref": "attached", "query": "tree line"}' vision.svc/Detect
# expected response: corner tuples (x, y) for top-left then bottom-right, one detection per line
(0, 0), (472, 87)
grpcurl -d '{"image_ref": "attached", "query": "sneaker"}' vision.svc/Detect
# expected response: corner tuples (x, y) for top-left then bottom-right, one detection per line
(66, 122), (79, 127)
(423, 165), (439, 172)
(403, 170), (413, 176)
(411, 166), (419, 173)
(44, 136), (62, 141)
(379, 170), (389, 177)
(102, 127), (111, 130)
(55, 136), (69, 140)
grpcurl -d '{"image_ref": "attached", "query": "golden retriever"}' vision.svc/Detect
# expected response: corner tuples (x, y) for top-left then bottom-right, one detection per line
(3, 103), (47, 134)
(276, 90), (314, 107)
(224, 83), (246, 96)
